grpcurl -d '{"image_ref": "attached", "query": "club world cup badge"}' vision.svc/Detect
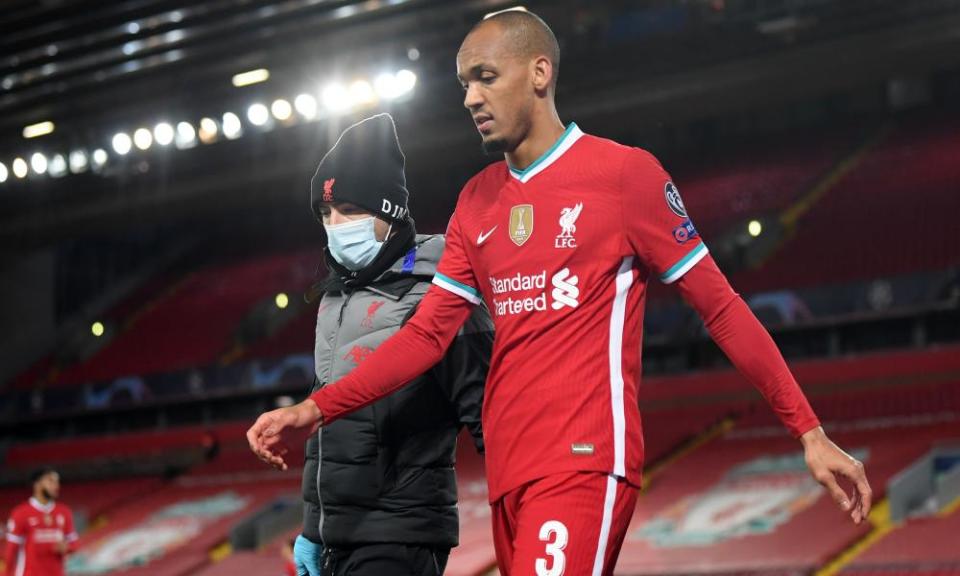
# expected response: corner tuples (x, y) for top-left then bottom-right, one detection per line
(509, 204), (534, 246)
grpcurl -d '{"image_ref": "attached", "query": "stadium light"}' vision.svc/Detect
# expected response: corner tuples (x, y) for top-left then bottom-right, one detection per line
(247, 103), (269, 126)
(12, 157), (28, 178)
(294, 93), (317, 119)
(275, 293), (289, 309)
(112, 132), (132, 155)
(198, 117), (218, 144)
(69, 150), (88, 173)
(91, 321), (105, 337)
(92, 148), (108, 169)
(0, 162), (7, 183)
(396, 69), (417, 95)
(133, 127), (153, 150)
(271, 99), (292, 121)
(222, 112), (242, 139)
(232, 68), (270, 87)
(176, 121), (197, 148)
(748, 220), (763, 237)
(30, 152), (48, 175)
(23, 121), (55, 139)
(48, 154), (67, 177)
(348, 80), (376, 106)
(154, 122), (174, 146)
(322, 83), (351, 113)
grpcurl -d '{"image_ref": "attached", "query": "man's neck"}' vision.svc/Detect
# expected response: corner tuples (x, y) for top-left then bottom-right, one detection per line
(505, 111), (565, 171)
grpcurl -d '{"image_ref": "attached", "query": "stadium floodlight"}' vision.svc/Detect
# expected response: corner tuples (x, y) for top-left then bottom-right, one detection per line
(92, 148), (108, 169)
(271, 98), (292, 121)
(748, 220), (763, 237)
(374, 72), (400, 100)
(154, 122), (175, 146)
(12, 157), (28, 178)
(275, 293), (289, 309)
(0, 162), (7, 183)
(348, 80), (376, 106)
(294, 93), (317, 119)
(396, 69), (417, 95)
(222, 112), (242, 139)
(322, 83), (351, 113)
(247, 103), (269, 126)
(30, 152), (48, 175)
(133, 127), (153, 150)
(198, 117), (218, 144)
(176, 121), (197, 148)
(232, 68), (270, 88)
(23, 121), (55, 139)
(48, 154), (67, 177)
(69, 149), (89, 173)
(112, 132), (132, 155)
(91, 321), (105, 337)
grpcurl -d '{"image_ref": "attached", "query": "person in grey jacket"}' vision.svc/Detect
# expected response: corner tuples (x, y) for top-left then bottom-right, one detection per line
(294, 113), (492, 576)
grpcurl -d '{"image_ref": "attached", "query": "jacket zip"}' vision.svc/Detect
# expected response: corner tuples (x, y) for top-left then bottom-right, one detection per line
(317, 291), (354, 545)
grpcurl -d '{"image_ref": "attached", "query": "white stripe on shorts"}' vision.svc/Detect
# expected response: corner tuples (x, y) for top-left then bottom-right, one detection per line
(591, 474), (618, 576)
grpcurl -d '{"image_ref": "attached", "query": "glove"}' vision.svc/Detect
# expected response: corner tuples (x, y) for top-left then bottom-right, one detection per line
(293, 534), (323, 576)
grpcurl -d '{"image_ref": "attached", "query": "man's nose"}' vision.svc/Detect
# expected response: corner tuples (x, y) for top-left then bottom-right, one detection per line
(463, 83), (483, 110)
(328, 209), (347, 225)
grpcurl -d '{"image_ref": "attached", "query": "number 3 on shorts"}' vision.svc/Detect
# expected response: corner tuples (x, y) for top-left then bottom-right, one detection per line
(535, 520), (568, 576)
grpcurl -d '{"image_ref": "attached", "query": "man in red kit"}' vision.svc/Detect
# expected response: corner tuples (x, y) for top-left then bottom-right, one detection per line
(249, 9), (872, 575)
(4, 468), (77, 576)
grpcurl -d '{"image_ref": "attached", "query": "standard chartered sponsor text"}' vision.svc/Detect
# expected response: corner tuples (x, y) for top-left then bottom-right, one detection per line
(488, 269), (578, 316)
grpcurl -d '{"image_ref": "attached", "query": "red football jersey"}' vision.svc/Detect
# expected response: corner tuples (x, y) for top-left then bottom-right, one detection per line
(4, 498), (76, 576)
(432, 124), (709, 500)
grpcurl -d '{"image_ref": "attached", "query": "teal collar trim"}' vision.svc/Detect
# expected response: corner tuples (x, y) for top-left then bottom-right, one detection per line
(508, 123), (583, 183)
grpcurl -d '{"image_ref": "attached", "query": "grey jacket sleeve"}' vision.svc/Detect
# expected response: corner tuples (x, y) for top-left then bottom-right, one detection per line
(431, 303), (493, 454)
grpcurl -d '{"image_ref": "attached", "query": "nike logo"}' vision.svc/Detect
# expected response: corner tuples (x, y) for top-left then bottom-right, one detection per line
(477, 226), (498, 245)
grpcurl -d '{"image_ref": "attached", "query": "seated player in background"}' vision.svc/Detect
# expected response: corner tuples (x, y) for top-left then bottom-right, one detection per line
(4, 468), (77, 576)
(292, 113), (493, 576)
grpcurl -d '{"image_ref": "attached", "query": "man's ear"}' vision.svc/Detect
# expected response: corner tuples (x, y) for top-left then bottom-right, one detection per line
(531, 56), (553, 94)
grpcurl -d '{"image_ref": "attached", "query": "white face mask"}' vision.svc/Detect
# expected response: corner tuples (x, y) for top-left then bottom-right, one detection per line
(323, 217), (390, 271)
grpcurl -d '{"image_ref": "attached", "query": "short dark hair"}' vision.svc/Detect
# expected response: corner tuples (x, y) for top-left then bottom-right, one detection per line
(478, 9), (560, 89)
(30, 466), (57, 485)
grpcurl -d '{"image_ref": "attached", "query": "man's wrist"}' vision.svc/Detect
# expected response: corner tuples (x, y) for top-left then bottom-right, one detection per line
(300, 398), (323, 426)
(799, 425), (826, 448)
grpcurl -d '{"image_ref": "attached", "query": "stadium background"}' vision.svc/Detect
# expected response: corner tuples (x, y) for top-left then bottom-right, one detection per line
(1, 0), (959, 574)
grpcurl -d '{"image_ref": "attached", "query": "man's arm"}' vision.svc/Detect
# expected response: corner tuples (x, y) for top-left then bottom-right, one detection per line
(4, 515), (23, 576)
(247, 285), (474, 470)
(674, 255), (873, 524)
(432, 304), (493, 453)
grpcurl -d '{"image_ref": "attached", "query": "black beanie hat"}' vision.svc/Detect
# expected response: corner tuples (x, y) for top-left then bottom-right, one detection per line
(310, 113), (410, 223)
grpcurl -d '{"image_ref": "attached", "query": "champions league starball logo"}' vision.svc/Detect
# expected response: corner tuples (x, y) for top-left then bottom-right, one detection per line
(633, 448), (869, 548)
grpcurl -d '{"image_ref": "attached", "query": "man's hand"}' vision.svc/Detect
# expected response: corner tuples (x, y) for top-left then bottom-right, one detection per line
(247, 400), (322, 470)
(801, 426), (872, 524)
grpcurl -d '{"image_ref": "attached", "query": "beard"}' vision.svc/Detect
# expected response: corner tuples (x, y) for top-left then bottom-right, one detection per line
(481, 136), (509, 155)
(41, 488), (55, 501)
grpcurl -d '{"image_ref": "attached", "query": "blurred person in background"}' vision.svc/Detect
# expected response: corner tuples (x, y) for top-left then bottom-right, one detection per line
(3, 468), (77, 576)
(291, 113), (492, 576)
(251, 10), (872, 575)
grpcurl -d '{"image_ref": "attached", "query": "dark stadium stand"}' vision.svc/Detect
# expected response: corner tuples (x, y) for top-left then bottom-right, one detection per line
(49, 251), (318, 387)
(737, 112), (960, 293)
(675, 129), (859, 238)
(843, 506), (960, 575)
(618, 421), (958, 575)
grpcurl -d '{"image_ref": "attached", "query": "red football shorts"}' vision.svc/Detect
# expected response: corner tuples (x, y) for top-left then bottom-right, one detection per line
(490, 472), (639, 576)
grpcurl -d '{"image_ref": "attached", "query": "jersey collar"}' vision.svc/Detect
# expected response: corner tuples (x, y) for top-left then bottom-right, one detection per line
(29, 497), (54, 514)
(508, 122), (583, 184)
